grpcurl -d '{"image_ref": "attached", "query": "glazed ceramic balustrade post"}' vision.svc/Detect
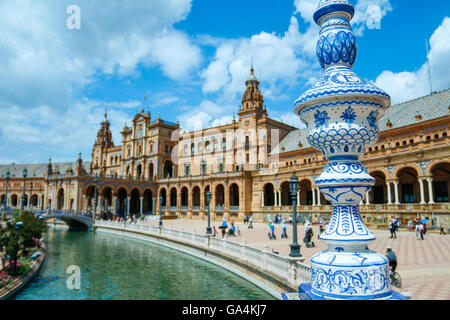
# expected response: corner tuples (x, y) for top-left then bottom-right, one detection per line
(293, 0), (400, 299)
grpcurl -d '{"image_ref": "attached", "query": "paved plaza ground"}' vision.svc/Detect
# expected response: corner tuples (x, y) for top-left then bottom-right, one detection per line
(140, 217), (450, 300)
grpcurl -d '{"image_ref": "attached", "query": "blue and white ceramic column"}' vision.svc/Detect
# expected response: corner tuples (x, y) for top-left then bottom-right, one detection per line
(294, 0), (404, 300)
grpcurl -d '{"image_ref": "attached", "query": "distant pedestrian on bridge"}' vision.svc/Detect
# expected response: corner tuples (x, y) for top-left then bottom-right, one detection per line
(281, 220), (288, 239)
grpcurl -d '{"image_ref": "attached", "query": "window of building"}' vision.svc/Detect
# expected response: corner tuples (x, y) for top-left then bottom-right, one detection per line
(435, 181), (448, 202)
(402, 184), (414, 203)
(200, 163), (206, 175)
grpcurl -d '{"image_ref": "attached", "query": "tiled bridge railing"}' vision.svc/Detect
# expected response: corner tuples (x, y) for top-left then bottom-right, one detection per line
(96, 220), (311, 289)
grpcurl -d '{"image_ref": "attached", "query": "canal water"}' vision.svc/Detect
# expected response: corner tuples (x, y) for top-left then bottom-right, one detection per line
(13, 226), (275, 300)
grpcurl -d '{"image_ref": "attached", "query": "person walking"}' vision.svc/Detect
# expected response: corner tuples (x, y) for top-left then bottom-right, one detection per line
(213, 226), (218, 237)
(419, 223), (425, 240)
(268, 220), (276, 240)
(389, 218), (397, 239)
(248, 215), (253, 229)
(416, 223), (424, 240)
(281, 220), (288, 239)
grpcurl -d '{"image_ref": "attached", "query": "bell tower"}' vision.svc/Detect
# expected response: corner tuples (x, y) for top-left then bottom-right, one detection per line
(238, 64), (267, 118)
(95, 112), (114, 149)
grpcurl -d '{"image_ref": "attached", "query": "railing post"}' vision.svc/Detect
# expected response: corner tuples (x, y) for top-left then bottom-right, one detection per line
(263, 246), (269, 271)
(288, 258), (297, 286)
(240, 240), (247, 261)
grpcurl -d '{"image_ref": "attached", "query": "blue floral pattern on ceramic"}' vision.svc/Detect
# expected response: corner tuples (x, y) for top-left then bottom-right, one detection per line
(293, 0), (394, 300)
(340, 106), (356, 124)
(367, 110), (378, 128)
(314, 110), (330, 128)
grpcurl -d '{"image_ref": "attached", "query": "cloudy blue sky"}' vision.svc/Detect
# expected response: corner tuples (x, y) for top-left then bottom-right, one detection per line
(0, 0), (449, 164)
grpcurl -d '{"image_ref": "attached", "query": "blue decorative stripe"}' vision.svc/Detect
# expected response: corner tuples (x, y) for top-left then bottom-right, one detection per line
(311, 260), (387, 268)
(315, 178), (375, 183)
(328, 155), (358, 160)
(298, 100), (383, 119)
(294, 88), (390, 109)
(311, 288), (391, 300)
(319, 236), (376, 242)
(313, 3), (355, 24)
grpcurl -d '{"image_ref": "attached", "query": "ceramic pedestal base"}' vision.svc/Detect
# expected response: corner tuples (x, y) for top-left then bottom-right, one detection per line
(293, 283), (409, 300)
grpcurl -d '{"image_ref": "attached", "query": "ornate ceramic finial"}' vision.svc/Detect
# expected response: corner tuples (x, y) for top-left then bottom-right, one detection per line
(292, 0), (403, 301)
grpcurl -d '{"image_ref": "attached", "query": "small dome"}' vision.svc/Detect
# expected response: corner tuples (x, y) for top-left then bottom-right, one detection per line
(247, 65), (258, 82)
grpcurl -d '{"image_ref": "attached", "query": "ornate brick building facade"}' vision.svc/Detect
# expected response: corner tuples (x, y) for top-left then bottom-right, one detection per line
(1, 70), (449, 228)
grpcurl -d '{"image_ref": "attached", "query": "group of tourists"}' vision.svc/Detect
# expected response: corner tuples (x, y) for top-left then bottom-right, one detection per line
(267, 216), (289, 240)
(389, 217), (399, 238)
(217, 217), (241, 238)
(405, 218), (429, 240)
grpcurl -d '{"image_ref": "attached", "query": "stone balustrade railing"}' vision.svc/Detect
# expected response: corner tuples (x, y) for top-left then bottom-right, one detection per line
(96, 220), (311, 288)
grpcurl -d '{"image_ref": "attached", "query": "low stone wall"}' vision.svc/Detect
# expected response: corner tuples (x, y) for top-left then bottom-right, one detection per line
(0, 244), (46, 300)
(95, 221), (312, 299)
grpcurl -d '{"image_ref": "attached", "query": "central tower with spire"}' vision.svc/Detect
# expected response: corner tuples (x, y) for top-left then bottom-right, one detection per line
(238, 64), (267, 118)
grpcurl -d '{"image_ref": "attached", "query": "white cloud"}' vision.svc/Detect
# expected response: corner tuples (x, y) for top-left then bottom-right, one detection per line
(176, 100), (236, 132)
(0, 0), (203, 163)
(352, 0), (393, 36)
(0, 0), (200, 111)
(375, 17), (450, 105)
(0, 99), (131, 163)
(200, 16), (317, 101)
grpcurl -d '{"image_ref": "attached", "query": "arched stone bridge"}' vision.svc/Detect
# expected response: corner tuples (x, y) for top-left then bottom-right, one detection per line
(42, 211), (93, 230)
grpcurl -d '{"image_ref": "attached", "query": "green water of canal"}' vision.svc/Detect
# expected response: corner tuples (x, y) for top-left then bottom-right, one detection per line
(12, 226), (275, 300)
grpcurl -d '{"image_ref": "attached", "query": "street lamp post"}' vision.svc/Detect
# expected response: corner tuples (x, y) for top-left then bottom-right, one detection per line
(159, 196), (163, 227)
(21, 168), (28, 212)
(289, 175), (302, 258)
(4, 170), (10, 212)
(29, 182), (33, 210)
(93, 174), (98, 219)
(123, 198), (127, 227)
(205, 191), (212, 235)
